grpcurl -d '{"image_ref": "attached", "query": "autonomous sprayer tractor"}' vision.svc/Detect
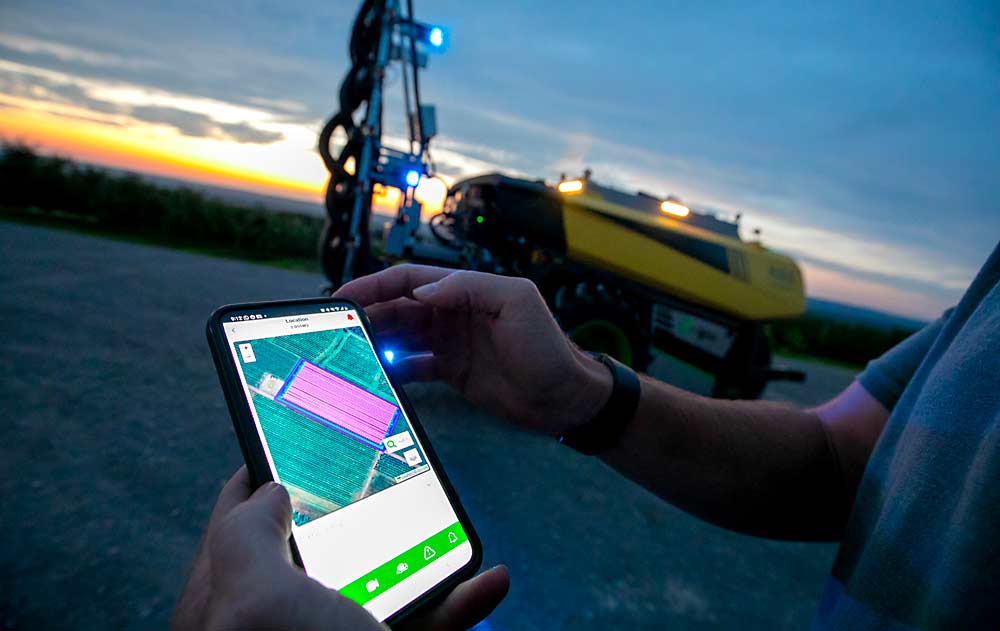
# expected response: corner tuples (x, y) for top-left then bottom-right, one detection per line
(318, 0), (806, 399)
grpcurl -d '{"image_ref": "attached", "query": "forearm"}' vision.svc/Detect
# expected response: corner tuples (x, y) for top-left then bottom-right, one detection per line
(598, 375), (851, 541)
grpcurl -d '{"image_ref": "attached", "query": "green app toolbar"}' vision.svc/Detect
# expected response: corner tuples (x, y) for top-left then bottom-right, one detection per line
(339, 522), (468, 606)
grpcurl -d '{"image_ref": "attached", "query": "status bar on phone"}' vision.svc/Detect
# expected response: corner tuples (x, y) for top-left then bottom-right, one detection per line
(225, 309), (360, 343)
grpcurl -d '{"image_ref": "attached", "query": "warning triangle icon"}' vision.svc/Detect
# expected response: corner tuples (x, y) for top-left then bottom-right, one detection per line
(423, 545), (436, 560)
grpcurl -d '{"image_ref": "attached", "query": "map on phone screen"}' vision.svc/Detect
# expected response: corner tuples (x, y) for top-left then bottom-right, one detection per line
(235, 325), (428, 526)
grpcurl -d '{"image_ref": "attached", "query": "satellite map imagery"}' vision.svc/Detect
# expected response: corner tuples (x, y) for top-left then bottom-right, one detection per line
(234, 325), (429, 526)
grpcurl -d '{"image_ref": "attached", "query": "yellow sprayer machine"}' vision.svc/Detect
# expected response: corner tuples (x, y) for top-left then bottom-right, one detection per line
(319, 0), (806, 399)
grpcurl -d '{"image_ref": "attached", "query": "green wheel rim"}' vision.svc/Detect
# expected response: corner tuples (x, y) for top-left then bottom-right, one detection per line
(569, 319), (633, 367)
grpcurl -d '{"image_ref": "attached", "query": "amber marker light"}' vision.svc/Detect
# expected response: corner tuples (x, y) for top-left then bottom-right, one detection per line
(660, 199), (690, 218)
(557, 179), (585, 194)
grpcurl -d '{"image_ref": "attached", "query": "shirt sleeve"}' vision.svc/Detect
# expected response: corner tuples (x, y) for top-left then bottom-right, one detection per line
(857, 309), (951, 410)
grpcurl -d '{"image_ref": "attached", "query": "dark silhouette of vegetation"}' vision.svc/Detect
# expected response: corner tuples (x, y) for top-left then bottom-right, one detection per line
(1, 144), (919, 366)
(0, 144), (321, 268)
(767, 316), (917, 368)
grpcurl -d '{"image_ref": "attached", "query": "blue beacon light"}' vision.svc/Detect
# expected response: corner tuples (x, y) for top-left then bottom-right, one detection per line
(404, 170), (421, 187)
(428, 27), (444, 48)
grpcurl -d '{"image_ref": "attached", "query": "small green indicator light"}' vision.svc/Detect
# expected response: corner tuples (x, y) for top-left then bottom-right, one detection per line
(476, 216), (484, 224)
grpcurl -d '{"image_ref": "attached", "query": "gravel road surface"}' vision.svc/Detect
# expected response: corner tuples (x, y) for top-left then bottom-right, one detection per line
(0, 222), (857, 630)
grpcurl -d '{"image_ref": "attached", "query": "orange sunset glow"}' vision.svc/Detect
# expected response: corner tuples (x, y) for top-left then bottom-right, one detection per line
(0, 97), (447, 215)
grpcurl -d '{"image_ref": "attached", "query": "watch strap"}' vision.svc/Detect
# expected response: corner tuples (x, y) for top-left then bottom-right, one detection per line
(559, 353), (641, 455)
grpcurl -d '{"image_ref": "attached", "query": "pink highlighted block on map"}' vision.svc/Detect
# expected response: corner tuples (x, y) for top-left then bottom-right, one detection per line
(275, 359), (398, 448)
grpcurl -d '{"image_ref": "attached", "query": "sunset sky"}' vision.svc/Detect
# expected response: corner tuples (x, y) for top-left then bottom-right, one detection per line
(2, 0), (998, 319)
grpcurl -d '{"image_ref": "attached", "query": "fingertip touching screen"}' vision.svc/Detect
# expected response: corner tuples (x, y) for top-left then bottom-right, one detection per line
(222, 304), (472, 621)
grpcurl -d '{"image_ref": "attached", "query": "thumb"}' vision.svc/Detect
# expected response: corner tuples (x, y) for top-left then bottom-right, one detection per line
(209, 481), (295, 577)
(412, 270), (531, 316)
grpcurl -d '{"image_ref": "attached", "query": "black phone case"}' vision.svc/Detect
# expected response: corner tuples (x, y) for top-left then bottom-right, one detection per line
(206, 296), (483, 626)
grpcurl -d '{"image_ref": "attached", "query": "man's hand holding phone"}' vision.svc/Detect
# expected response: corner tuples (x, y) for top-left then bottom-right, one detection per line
(173, 467), (509, 631)
(192, 265), (599, 629)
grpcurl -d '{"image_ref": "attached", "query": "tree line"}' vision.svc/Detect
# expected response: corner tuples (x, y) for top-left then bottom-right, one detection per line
(767, 316), (917, 368)
(0, 144), (322, 267)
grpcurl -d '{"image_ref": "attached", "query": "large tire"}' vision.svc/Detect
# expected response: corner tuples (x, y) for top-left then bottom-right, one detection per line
(553, 293), (652, 372)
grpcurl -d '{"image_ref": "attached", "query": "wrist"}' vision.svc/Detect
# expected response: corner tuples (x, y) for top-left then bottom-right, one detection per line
(559, 352), (642, 455)
(556, 348), (613, 435)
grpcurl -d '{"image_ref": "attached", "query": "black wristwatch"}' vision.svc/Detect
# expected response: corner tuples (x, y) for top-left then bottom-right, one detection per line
(559, 352), (641, 455)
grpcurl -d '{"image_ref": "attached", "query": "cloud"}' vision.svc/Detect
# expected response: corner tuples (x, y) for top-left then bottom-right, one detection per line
(0, 33), (159, 71)
(215, 120), (284, 144)
(129, 105), (215, 137)
(0, 5), (340, 125)
(0, 66), (125, 115)
(0, 64), (284, 145)
(432, 137), (519, 169)
(128, 105), (283, 144)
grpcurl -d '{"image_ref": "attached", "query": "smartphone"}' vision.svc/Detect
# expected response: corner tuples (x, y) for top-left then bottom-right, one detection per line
(206, 297), (482, 624)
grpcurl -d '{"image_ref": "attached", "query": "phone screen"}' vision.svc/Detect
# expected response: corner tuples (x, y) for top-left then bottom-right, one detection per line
(221, 304), (473, 621)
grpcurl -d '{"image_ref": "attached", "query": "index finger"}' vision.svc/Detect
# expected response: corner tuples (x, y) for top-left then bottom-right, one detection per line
(210, 465), (252, 522)
(334, 264), (454, 307)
